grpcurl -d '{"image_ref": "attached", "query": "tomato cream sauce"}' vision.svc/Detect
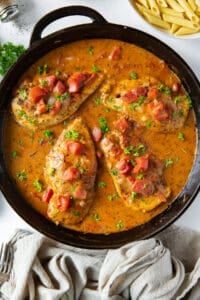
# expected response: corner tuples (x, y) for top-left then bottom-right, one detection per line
(4, 39), (196, 234)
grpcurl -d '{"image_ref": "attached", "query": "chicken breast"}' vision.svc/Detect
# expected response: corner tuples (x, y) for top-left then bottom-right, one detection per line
(11, 72), (104, 129)
(101, 76), (190, 132)
(44, 117), (97, 225)
(100, 120), (170, 212)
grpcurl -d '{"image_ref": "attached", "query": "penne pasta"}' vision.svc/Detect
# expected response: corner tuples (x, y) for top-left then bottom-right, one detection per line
(170, 23), (180, 33)
(188, 0), (197, 11)
(132, 0), (200, 37)
(160, 7), (184, 17)
(166, 0), (185, 12)
(136, 3), (160, 17)
(136, 0), (150, 8)
(143, 12), (170, 29)
(176, 0), (199, 22)
(163, 13), (199, 28)
(156, 0), (168, 7)
(175, 26), (200, 35)
(147, 0), (160, 15)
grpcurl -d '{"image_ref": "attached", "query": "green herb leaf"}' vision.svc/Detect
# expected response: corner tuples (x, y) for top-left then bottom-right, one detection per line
(37, 64), (48, 75)
(65, 130), (80, 140)
(0, 42), (25, 76)
(43, 130), (53, 139)
(130, 192), (137, 201)
(98, 181), (106, 188)
(93, 213), (100, 221)
(94, 98), (102, 105)
(73, 211), (80, 216)
(99, 117), (109, 133)
(33, 180), (43, 192)
(165, 158), (174, 167)
(56, 92), (70, 101)
(130, 71), (138, 79)
(16, 170), (27, 181)
(178, 133), (185, 141)
(87, 46), (94, 55)
(92, 65), (99, 72)
(110, 169), (118, 176)
(107, 193), (119, 201)
(116, 220), (124, 229)
(11, 150), (18, 158)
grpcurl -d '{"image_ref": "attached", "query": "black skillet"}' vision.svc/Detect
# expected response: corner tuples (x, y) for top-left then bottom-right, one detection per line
(0, 6), (200, 249)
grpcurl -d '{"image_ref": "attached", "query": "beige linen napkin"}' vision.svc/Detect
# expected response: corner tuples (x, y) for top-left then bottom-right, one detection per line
(1, 225), (200, 300)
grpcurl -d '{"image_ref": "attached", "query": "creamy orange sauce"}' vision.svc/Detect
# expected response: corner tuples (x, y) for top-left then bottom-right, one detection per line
(4, 39), (196, 234)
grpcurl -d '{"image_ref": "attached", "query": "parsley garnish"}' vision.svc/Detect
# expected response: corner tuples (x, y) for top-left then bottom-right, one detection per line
(116, 220), (124, 229)
(165, 158), (174, 167)
(33, 180), (43, 192)
(43, 130), (53, 139)
(110, 169), (118, 176)
(16, 170), (27, 181)
(99, 117), (109, 133)
(56, 92), (70, 101)
(11, 150), (18, 158)
(65, 130), (80, 140)
(87, 46), (94, 55)
(107, 193), (119, 201)
(37, 64), (48, 75)
(98, 181), (106, 188)
(0, 42), (25, 76)
(130, 71), (138, 79)
(92, 65), (99, 72)
(93, 213), (100, 221)
(178, 133), (185, 141)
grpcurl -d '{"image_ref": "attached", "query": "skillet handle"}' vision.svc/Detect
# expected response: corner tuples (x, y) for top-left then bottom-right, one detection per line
(30, 6), (108, 45)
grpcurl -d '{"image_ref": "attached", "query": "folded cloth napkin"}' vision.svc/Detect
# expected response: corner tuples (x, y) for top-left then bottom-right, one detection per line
(1, 225), (200, 300)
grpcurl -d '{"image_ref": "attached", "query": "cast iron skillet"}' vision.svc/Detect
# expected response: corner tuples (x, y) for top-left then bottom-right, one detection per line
(0, 6), (200, 249)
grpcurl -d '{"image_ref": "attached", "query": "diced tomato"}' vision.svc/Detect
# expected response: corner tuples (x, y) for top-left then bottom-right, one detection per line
(36, 99), (48, 114)
(65, 141), (84, 155)
(67, 72), (89, 93)
(45, 75), (57, 89)
(108, 46), (122, 60)
(42, 188), (53, 203)
(136, 86), (148, 97)
(133, 155), (149, 174)
(121, 90), (137, 103)
(73, 186), (87, 200)
(29, 86), (47, 103)
(147, 87), (159, 100)
(110, 146), (123, 158)
(63, 167), (79, 181)
(56, 195), (71, 212)
(115, 118), (129, 132)
(50, 101), (62, 115)
(92, 127), (102, 142)
(116, 158), (132, 175)
(148, 100), (169, 121)
(132, 179), (154, 196)
(53, 80), (66, 95)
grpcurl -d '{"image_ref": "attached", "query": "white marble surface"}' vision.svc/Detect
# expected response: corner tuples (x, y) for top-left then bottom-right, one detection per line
(0, 0), (200, 243)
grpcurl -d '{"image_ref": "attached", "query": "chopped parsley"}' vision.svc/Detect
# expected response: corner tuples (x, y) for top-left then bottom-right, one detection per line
(130, 71), (138, 79)
(94, 97), (102, 105)
(158, 84), (171, 95)
(0, 42), (25, 76)
(136, 173), (144, 180)
(37, 64), (48, 75)
(18, 140), (23, 146)
(99, 117), (109, 133)
(65, 130), (80, 140)
(124, 144), (145, 157)
(93, 213), (100, 221)
(178, 133), (185, 141)
(87, 46), (94, 55)
(18, 87), (28, 100)
(43, 130), (53, 139)
(16, 170), (27, 181)
(185, 95), (192, 108)
(130, 192), (137, 201)
(55, 70), (61, 76)
(73, 211), (80, 216)
(17, 110), (36, 124)
(49, 167), (56, 176)
(92, 64), (99, 72)
(56, 92), (70, 101)
(146, 120), (152, 128)
(11, 150), (18, 158)
(107, 193), (119, 201)
(39, 79), (48, 87)
(110, 169), (118, 176)
(33, 180), (43, 192)
(165, 158), (174, 167)
(98, 181), (106, 188)
(116, 220), (124, 229)
(174, 96), (181, 103)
